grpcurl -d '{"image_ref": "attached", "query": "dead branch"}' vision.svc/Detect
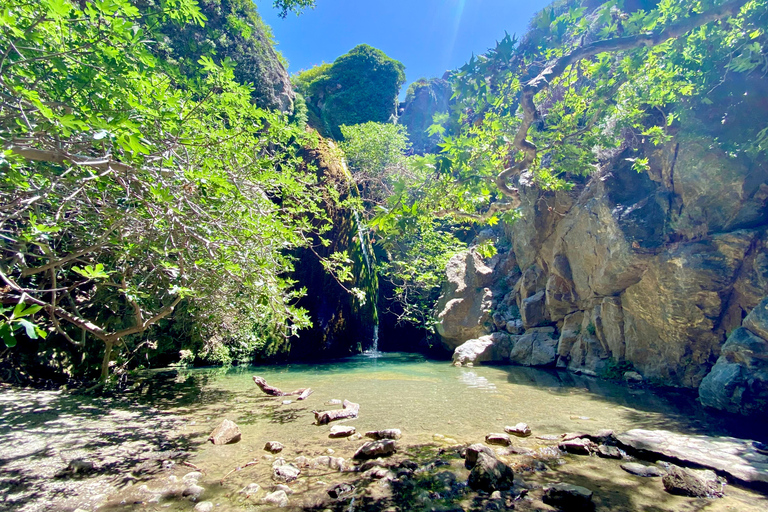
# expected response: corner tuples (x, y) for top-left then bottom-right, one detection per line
(313, 399), (360, 425)
(252, 376), (313, 399)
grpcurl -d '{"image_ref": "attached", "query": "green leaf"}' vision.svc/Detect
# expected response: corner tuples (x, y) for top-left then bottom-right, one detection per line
(0, 323), (16, 348)
(17, 319), (38, 339)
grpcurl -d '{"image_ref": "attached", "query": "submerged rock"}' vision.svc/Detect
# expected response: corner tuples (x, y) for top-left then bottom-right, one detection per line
(365, 429), (402, 440)
(327, 482), (355, 499)
(558, 438), (596, 455)
(272, 463), (300, 483)
(194, 502), (213, 512)
(264, 441), (284, 453)
(485, 433), (512, 446)
(597, 445), (622, 459)
(662, 465), (723, 498)
(620, 462), (663, 477)
(505, 423), (532, 437)
(208, 419), (241, 445)
(353, 440), (397, 460)
(468, 452), (515, 492)
(261, 490), (289, 507)
(182, 484), (205, 500)
(329, 425), (356, 438)
(543, 483), (595, 510)
(464, 443), (495, 470)
(616, 429), (768, 484)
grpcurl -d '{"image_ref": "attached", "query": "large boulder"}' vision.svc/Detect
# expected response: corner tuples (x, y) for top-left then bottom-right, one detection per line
(698, 325), (768, 416)
(509, 328), (558, 367)
(436, 250), (495, 348)
(467, 452), (515, 492)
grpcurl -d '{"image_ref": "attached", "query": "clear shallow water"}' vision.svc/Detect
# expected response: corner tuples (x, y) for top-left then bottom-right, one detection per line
(5, 353), (767, 511)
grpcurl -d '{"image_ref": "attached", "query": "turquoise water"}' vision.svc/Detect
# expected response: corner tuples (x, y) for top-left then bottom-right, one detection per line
(93, 353), (768, 511)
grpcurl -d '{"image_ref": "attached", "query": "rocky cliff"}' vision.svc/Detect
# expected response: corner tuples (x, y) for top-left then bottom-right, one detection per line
(437, 104), (768, 415)
(290, 139), (378, 359)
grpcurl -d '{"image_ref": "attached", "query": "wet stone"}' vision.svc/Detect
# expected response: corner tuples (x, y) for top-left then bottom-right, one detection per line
(468, 452), (515, 492)
(485, 433), (512, 446)
(620, 462), (663, 477)
(329, 425), (356, 438)
(264, 441), (284, 453)
(194, 502), (213, 512)
(662, 465), (723, 498)
(327, 483), (355, 499)
(182, 484), (205, 500)
(597, 445), (622, 459)
(365, 429), (402, 440)
(353, 440), (397, 460)
(208, 419), (241, 445)
(262, 490), (289, 507)
(543, 483), (595, 511)
(465, 443), (496, 469)
(272, 463), (300, 483)
(240, 483), (261, 496)
(558, 438), (596, 455)
(505, 423), (532, 437)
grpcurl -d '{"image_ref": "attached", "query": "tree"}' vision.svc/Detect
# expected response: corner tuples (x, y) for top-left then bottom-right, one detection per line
(340, 122), (410, 215)
(0, 0), (327, 380)
(295, 45), (406, 139)
(376, 0), (764, 227)
(273, 0), (316, 18)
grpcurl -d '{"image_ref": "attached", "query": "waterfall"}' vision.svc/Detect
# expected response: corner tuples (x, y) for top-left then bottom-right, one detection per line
(353, 210), (381, 357)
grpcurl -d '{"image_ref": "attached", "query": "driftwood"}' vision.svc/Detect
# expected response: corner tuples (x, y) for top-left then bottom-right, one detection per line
(220, 458), (259, 483)
(253, 376), (314, 400)
(313, 399), (360, 425)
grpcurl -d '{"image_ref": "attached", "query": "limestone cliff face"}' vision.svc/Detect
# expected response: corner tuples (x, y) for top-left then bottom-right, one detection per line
(437, 116), (768, 414)
(400, 77), (452, 154)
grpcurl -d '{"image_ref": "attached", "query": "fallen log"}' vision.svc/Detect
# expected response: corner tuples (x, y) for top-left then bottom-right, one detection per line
(313, 399), (360, 425)
(253, 376), (313, 400)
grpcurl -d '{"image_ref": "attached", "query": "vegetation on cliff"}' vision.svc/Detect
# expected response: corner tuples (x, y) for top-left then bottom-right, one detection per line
(293, 44), (406, 139)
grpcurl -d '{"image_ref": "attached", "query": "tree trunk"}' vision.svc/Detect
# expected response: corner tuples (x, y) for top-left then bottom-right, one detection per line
(100, 340), (113, 381)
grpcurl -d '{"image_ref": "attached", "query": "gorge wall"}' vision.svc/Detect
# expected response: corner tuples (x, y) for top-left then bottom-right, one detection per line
(438, 109), (768, 416)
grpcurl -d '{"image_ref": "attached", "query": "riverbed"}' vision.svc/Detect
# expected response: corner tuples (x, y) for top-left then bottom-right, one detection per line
(1, 353), (766, 511)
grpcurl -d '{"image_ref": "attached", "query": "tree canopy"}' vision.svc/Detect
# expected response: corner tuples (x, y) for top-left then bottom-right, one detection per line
(0, 0), (330, 380)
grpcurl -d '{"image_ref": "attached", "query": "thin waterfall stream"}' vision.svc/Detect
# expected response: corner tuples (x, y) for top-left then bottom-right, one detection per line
(353, 209), (380, 356)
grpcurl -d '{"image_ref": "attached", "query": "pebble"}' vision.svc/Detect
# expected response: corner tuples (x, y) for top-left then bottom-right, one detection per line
(194, 502), (213, 512)
(182, 472), (203, 484)
(261, 490), (289, 507)
(274, 483), (294, 495)
(182, 484), (205, 500)
(282, 400), (292, 405)
(485, 433), (512, 446)
(264, 441), (284, 453)
(240, 483), (261, 496)
(505, 423), (532, 437)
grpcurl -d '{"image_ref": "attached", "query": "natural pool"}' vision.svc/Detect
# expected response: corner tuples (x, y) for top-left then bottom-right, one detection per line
(2, 353), (767, 511)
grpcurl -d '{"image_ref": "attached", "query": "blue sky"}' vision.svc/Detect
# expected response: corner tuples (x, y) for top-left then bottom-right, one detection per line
(255, 0), (552, 98)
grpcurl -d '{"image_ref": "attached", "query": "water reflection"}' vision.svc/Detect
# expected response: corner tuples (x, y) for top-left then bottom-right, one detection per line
(457, 370), (497, 391)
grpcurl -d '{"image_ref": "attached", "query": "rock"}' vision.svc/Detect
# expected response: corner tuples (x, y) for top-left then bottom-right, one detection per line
(597, 445), (622, 459)
(281, 400), (292, 405)
(272, 463), (300, 483)
(208, 419), (241, 445)
(182, 471), (203, 484)
(558, 438), (596, 455)
(364, 467), (393, 480)
(485, 433), (512, 446)
(365, 429), (402, 440)
(182, 484), (205, 500)
(467, 452), (515, 492)
(327, 399), (342, 405)
(623, 371), (643, 383)
(616, 429), (768, 484)
(543, 483), (594, 511)
(240, 483), (261, 496)
(521, 290), (548, 328)
(452, 335), (495, 366)
(620, 462), (663, 477)
(662, 465), (723, 498)
(194, 502), (213, 512)
(744, 297), (768, 341)
(506, 318), (524, 334)
(261, 490), (289, 507)
(329, 425), (356, 438)
(66, 459), (95, 474)
(327, 482), (355, 499)
(505, 423), (532, 437)
(264, 441), (284, 453)
(464, 443), (495, 469)
(399, 78), (452, 154)
(436, 250), (495, 348)
(274, 484), (293, 495)
(353, 440), (397, 460)
(622, 231), (756, 387)
(509, 328), (559, 367)
(698, 326), (768, 416)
